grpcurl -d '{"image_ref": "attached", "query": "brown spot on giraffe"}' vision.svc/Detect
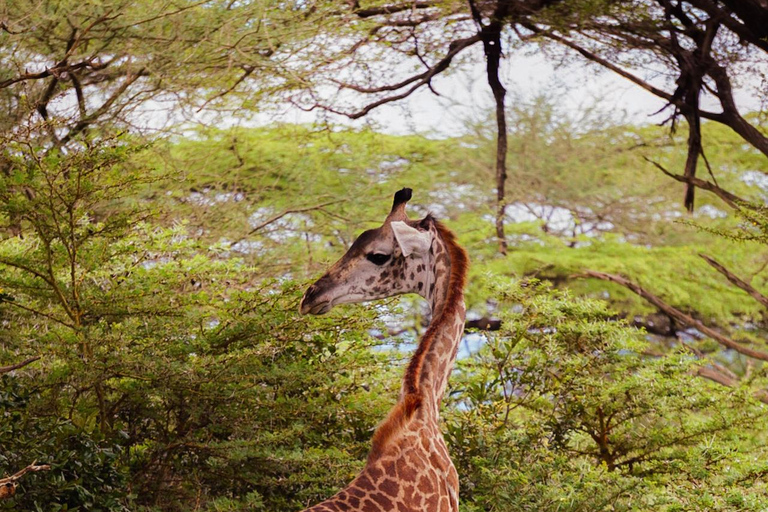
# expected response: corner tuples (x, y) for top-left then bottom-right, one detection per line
(379, 478), (399, 497)
(299, 188), (468, 512)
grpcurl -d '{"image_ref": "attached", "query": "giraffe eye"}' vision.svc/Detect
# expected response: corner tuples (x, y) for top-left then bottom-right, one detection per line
(366, 253), (391, 266)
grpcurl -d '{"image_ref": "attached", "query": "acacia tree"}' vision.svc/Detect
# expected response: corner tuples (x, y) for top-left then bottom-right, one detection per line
(520, 0), (768, 393)
(0, 0), (317, 169)
(0, 4), (390, 507)
(246, 0), (564, 255)
(244, 0), (768, 392)
(227, 0), (764, 254)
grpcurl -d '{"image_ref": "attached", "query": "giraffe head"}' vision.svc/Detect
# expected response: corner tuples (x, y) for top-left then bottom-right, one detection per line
(300, 188), (436, 315)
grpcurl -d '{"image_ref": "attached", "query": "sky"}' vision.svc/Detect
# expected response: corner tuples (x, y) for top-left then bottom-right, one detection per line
(239, 49), (671, 137)
(138, 44), (764, 140)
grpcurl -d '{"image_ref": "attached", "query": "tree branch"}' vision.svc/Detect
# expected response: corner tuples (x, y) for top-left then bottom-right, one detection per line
(59, 68), (147, 145)
(355, 1), (438, 18)
(699, 254), (768, 308)
(0, 356), (41, 375)
(0, 59), (107, 90)
(306, 34), (481, 119)
(0, 462), (51, 500)
(583, 270), (768, 362)
(227, 200), (343, 247)
(696, 365), (768, 404)
(644, 157), (746, 208)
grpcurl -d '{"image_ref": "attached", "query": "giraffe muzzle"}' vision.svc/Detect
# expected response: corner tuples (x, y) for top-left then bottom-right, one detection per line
(299, 284), (333, 315)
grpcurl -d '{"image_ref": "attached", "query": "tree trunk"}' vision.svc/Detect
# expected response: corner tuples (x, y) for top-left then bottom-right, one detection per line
(482, 20), (508, 255)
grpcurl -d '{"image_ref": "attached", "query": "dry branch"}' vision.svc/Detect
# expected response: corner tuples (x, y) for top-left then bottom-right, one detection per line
(644, 157), (746, 208)
(246, 200), (342, 235)
(0, 462), (51, 500)
(0, 356), (41, 375)
(700, 254), (768, 308)
(584, 270), (768, 362)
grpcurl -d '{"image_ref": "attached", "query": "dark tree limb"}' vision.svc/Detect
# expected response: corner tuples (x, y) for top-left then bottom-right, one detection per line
(679, 14), (720, 210)
(355, 1), (439, 18)
(699, 254), (768, 309)
(644, 157), (746, 209)
(308, 34), (481, 119)
(466, 317), (501, 330)
(0, 58), (110, 90)
(70, 72), (88, 121)
(471, 0), (510, 255)
(687, 0), (768, 53)
(707, 63), (768, 158)
(0, 356), (41, 375)
(583, 270), (768, 362)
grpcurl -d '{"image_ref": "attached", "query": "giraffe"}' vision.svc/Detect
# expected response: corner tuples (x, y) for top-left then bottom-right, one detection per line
(299, 188), (469, 512)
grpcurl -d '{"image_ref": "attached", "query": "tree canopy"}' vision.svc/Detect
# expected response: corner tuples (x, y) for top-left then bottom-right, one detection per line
(1, 0), (767, 511)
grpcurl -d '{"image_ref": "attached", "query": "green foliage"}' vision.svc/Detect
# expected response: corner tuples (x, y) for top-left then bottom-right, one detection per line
(0, 135), (397, 510)
(0, 118), (766, 510)
(2, 0), (767, 508)
(447, 278), (768, 511)
(0, 376), (128, 511)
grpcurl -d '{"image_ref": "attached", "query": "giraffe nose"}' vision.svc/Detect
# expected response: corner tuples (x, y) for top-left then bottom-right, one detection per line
(300, 285), (316, 315)
(300, 283), (326, 315)
(301, 274), (336, 315)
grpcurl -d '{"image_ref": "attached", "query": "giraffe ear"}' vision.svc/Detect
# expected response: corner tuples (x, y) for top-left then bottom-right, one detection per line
(391, 221), (431, 257)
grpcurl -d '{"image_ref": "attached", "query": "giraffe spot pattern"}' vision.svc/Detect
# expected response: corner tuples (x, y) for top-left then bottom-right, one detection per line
(300, 219), (468, 512)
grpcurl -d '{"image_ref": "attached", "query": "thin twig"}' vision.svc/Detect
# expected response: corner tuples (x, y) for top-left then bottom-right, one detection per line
(230, 200), (343, 246)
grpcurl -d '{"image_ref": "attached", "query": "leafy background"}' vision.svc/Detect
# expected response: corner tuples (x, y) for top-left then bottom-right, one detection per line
(1, 111), (767, 510)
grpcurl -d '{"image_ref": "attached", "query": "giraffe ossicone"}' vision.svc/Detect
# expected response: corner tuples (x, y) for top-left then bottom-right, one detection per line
(299, 188), (469, 512)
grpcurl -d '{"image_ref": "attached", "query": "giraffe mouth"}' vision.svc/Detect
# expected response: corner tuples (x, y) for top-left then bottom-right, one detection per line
(300, 299), (332, 315)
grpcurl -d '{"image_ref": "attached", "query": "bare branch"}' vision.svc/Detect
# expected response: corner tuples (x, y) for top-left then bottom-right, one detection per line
(699, 254), (768, 308)
(644, 157), (746, 208)
(0, 356), (41, 375)
(583, 270), (768, 362)
(309, 34), (481, 119)
(248, 200), (342, 235)
(227, 200), (344, 248)
(0, 461), (51, 500)
(59, 68), (147, 145)
(355, 1), (439, 18)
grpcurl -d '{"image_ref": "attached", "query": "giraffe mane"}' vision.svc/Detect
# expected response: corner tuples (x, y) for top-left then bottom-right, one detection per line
(368, 218), (469, 462)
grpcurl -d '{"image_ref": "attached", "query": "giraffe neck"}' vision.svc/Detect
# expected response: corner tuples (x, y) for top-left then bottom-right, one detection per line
(302, 221), (468, 512)
(402, 221), (468, 412)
